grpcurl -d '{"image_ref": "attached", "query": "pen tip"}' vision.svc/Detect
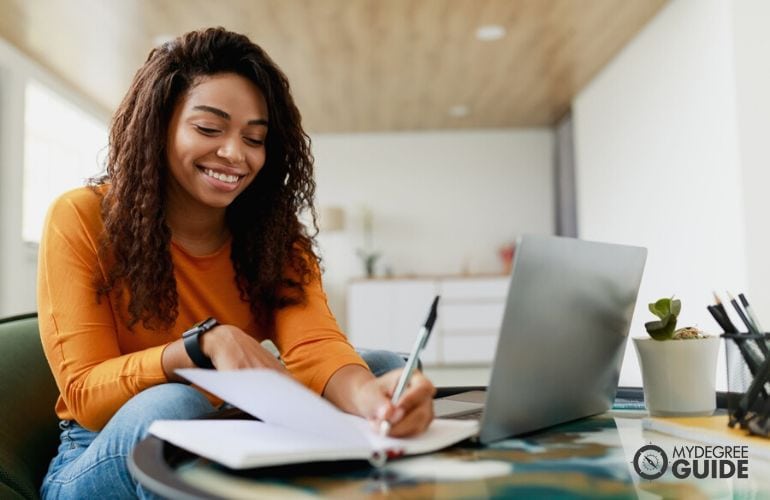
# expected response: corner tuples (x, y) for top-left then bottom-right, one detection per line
(712, 291), (722, 304)
(726, 291), (736, 301)
(425, 295), (440, 330)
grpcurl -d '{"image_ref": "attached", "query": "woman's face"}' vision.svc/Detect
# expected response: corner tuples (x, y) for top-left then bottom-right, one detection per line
(165, 72), (269, 210)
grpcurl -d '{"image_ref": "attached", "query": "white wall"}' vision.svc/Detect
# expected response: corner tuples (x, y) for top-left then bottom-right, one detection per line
(732, 0), (770, 325)
(0, 37), (109, 316)
(0, 45), (29, 316)
(312, 130), (555, 328)
(573, 0), (754, 389)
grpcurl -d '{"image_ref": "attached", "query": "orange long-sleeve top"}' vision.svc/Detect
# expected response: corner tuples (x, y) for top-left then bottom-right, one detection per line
(37, 186), (367, 431)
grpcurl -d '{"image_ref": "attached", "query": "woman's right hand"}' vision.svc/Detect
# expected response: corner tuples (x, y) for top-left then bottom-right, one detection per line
(200, 324), (288, 373)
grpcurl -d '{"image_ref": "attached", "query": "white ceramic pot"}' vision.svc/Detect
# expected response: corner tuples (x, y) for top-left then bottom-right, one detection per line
(633, 336), (720, 417)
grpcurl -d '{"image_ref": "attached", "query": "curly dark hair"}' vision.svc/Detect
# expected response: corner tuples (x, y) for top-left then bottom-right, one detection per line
(91, 27), (318, 332)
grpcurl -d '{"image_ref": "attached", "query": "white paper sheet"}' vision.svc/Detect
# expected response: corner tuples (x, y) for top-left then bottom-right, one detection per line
(177, 368), (370, 449)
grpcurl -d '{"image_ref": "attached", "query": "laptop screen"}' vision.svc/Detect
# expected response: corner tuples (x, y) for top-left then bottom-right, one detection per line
(478, 234), (646, 443)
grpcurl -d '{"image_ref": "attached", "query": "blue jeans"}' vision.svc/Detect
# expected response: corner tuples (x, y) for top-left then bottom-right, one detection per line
(40, 349), (406, 499)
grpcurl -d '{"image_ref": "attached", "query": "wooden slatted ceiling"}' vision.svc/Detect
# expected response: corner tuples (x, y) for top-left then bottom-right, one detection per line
(0, 0), (666, 132)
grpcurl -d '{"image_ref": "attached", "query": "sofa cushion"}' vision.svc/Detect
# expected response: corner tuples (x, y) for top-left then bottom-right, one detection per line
(0, 315), (59, 500)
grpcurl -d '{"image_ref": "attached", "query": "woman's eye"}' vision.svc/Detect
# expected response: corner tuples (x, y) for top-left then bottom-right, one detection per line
(244, 137), (264, 147)
(194, 125), (220, 135)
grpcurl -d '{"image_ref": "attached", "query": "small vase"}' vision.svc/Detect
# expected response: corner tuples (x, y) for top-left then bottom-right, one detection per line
(356, 251), (380, 279)
(633, 336), (720, 417)
(364, 254), (379, 278)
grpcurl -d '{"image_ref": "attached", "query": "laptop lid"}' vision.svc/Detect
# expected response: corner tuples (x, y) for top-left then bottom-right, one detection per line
(477, 234), (647, 444)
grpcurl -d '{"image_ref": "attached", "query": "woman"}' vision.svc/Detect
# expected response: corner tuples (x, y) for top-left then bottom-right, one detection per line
(38, 27), (435, 498)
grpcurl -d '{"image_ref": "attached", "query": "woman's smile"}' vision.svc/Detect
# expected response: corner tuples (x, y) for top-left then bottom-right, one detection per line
(198, 165), (245, 191)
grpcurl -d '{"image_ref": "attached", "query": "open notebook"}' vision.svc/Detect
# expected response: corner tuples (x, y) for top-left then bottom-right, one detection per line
(148, 369), (479, 469)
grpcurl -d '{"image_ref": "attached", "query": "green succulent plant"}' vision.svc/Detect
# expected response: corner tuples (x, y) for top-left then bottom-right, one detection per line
(645, 297), (681, 340)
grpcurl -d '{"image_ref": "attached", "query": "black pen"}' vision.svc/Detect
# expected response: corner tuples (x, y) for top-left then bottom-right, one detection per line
(740, 293), (765, 333)
(380, 295), (440, 436)
(713, 292), (738, 333)
(711, 304), (763, 376)
(708, 305), (736, 333)
(728, 291), (760, 335)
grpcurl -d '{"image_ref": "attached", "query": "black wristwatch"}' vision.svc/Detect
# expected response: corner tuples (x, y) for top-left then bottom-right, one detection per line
(182, 317), (218, 369)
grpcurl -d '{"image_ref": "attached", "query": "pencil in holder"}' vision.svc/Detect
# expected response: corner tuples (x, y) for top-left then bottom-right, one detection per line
(722, 332), (770, 435)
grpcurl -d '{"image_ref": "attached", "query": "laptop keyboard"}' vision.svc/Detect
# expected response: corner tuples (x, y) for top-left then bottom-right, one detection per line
(434, 397), (485, 419)
(446, 408), (484, 420)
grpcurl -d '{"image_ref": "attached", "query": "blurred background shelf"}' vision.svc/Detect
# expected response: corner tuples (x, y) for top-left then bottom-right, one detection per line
(347, 275), (508, 367)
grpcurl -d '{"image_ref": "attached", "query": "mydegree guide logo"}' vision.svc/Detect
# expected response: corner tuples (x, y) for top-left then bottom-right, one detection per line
(632, 443), (749, 480)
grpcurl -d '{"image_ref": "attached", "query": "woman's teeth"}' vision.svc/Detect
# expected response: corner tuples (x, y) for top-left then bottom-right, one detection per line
(203, 168), (240, 184)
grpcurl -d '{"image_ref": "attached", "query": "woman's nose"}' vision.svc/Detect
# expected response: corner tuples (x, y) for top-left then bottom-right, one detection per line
(216, 137), (245, 164)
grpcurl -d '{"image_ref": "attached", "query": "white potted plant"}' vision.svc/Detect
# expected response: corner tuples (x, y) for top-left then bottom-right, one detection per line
(633, 297), (720, 416)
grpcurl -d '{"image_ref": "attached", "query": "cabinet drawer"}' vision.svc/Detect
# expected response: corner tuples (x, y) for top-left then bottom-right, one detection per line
(440, 303), (505, 333)
(347, 280), (438, 360)
(439, 277), (509, 300)
(442, 334), (498, 364)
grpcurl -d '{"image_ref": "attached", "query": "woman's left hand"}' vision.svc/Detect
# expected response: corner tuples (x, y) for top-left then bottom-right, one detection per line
(362, 369), (436, 438)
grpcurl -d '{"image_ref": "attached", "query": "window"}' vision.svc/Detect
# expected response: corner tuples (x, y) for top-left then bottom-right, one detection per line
(22, 80), (108, 243)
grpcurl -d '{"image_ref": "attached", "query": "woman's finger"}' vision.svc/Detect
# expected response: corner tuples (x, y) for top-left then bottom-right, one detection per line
(392, 372), (436, 415)
(387, 398), (434, 437)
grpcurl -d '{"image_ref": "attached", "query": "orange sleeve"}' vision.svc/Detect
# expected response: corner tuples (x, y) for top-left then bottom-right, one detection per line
(37, 189), (169, 431)
(273, 270), (368, 395)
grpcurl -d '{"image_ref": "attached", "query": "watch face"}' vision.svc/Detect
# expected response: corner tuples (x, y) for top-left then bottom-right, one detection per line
(633, 444), (668, 480)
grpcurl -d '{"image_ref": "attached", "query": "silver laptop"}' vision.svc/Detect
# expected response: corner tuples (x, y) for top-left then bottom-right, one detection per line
(434, 234), (647, 444)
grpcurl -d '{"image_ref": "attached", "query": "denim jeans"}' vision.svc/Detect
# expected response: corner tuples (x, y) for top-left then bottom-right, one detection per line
(40, 349), (406, 499)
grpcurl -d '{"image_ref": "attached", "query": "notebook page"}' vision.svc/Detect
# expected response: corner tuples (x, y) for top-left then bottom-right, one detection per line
(340, 413), (480, 456)
(177, 368), (369, 449)
(149, 419), (372, 469)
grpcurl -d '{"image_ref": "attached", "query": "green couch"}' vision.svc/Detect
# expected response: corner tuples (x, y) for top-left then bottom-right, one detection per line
(0, 314), (59, 500)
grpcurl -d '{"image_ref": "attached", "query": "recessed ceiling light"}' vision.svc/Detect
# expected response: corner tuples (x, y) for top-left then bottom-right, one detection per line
(448, 105), (469, 118)
(476, 25), (506, 42)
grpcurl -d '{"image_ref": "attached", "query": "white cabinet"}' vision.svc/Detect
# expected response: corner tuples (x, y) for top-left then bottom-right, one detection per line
(347, 276), (509, 366)
(348, 280), (439, 364)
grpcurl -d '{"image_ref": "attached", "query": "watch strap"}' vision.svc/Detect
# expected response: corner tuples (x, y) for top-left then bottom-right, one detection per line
(182, 317), (218, 369)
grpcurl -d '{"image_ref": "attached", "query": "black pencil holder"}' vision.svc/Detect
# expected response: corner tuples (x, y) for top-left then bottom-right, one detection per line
(722, 333), (770, 435)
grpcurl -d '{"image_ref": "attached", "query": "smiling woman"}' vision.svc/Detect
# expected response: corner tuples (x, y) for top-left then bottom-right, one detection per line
(165, 75), (268, 213)
(35, 27), (435, 499)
